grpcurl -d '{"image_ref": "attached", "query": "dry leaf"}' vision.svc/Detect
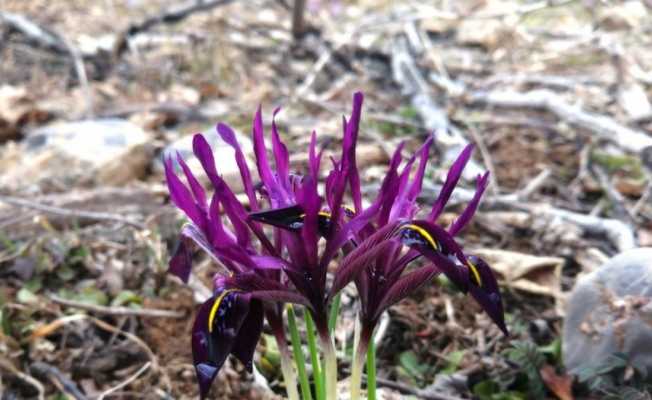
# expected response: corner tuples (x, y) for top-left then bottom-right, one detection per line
(540, 364), (574, 400)
(472, 248), (564, 298)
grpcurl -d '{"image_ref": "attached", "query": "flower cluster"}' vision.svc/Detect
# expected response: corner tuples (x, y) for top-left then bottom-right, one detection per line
(165, 92), (506, 400)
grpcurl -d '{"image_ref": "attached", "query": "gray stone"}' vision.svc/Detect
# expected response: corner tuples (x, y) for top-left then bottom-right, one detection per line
(563, 248), (652, 375)
(152, 128), (253, 194)
(0, 118), (151, 189)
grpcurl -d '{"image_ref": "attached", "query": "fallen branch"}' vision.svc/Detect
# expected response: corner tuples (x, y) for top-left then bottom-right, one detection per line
(0, 358), (45, 400)
(49, 295), (186, 319)
(97, 362), (152, 400)
(0, 195), (146, 229)
(114, 0), (235, 56)
(468, 89), (652, 153)
(31, 362), (88, 400)
(0, 12), (94, 115)
(414, 182), (637, 252)
(0, 12), (67, 53)
(391, 24), (484, 177)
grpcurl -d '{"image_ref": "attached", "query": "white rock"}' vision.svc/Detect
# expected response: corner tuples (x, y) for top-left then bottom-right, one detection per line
(618, 83), (652, 120)
(598, 2), (649, 31)
(563, 248), (652, 375)
(0, 119), (151, 188)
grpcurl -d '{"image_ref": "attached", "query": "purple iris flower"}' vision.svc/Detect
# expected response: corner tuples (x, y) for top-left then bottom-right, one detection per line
(252, 94), (507, 349)
(334, 142), (508, 346)
(165, 91), (507, 399)
(165, 108), (311, 398)
(165, 93), (375, 398)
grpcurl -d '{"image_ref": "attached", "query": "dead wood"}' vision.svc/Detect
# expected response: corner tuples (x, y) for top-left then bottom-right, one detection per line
(391, 24), (484, 177)
(467, 89), (652, 154)
(113, 0), (235, 57)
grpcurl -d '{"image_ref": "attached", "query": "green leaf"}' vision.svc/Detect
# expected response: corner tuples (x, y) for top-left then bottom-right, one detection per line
(17, 288), (39, 304)
(441, 350), (465, 374)
(75, 287), (108, 306)
(24, 277), (42, 293)
(56, 265), (76, 281)
(258, 334), (281, 376)
(473, 382), (526, 400)
(539, 338), (562, 364)
(398, 351), (427, 381)
(111, 291), (142, 307)
(473, 380), (500, 399)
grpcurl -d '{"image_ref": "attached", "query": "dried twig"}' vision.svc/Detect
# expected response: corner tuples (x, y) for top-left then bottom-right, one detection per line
(370, 375), (465, 400)
(49, 295), (186, 319)
(391, 25), (484, 177)
(466, 124), (500, 194)
(415, 181), (637, 252)
(97, 362), (152, 400)
(468, 89), (652, 153)
(592, 166), (635, 224)
(0, 358), (45, 400)
(114, 0), (235, 56)
(0, 12), (68, 53)
(0, 195), (146, 229)
(0, 12), (94, 115)
(31, 362), (88, 400)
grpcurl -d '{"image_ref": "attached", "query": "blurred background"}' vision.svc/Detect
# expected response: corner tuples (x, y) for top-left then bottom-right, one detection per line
(1, 0), (652, 399)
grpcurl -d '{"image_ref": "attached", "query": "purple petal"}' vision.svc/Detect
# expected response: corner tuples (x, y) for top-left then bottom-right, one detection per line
(169, 235), (193, 283)
(376, 265), (439, 319)
(252, 106), (282, 205)
(331, 239), (397, 299)
(216, 123), (258, 210)
(344, 92), (364, 212)
(192, 290), (251, 399)
(388, 153), (416, 221)
(271, 107), (290, 191)
(448, 171), (489, 236)
(297, 175), (321, 267)
(329, 221), (400, 299)
(377, 142), (405, 226)
(249, 290), (311, 306)
(164, 156), (204, 228)
(394, 220), (470, 289)
(407, 136), (433, 202)
(231, 299), (264, 371)
(466, 255), (508, 335)
(176, 152), (207, 210)
(250, 255), (287, 270)
(193, 134), (251, 248)
(427, 144), (474, 221)
(308, 130), (321, 182)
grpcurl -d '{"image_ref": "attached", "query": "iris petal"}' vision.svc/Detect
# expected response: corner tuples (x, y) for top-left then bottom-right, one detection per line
(467, 255), (508, 335)
(191, 290), (252, 399)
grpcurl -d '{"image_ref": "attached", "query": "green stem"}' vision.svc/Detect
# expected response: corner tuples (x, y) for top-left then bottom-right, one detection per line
(328, 294), (341, 333)
(278, 335), (301, 400)
(306, 312), (325, 400)
(349, 343), (367, 400)
(314, 313), (337, 400)
(366, 337), (377, 400)
(321, 336), (337, 400)
(287, 305), (313, 400)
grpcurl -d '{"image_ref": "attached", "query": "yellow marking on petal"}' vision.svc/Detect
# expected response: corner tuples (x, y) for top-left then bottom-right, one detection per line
(299, 212), (332, 220)
(403, 224), (440, 251)
(343, 205), (356, 215)
(208, 289), (237, 333)
(467, 261), (483, 287)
